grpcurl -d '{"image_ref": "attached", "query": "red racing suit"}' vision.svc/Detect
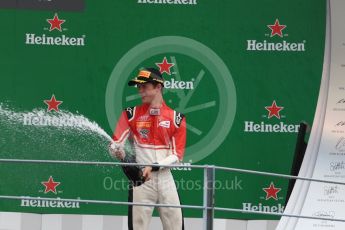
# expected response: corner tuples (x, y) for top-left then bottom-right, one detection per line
(112, 101), (186, 230)
(112, 101), (186, 167)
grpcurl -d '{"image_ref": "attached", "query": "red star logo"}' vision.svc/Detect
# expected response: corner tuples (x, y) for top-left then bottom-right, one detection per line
(41, 176), (61, 194)
(265, 100), (284, 119)
(47, 13), (65, 32)
(263, 182), (281, 200)
(267, 19), (286, 37)
(155, 57), (175, 75)
(44, 94), (63, 112)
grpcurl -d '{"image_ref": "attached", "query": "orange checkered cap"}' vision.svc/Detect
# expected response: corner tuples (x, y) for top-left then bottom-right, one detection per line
(128, 67), (164, 86)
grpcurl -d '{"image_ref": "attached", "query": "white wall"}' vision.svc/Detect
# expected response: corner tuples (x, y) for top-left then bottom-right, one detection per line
(0, 212), (278, 230)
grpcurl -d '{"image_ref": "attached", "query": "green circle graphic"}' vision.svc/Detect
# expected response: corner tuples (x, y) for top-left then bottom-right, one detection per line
(105, 36), (236, 163)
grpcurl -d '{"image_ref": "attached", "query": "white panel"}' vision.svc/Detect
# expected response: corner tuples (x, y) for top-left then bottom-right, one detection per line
(225, 219), (247, 230)
(121, 216), (128, 230)
(266, 220), (279, 230)
(247, 220), (267, 230)
(276, 2), (331, 229)
(148, 217), (163, 230)
(293, 1), (345, 229)
(0, 212), (281, 230)
(0, 212), (21, 230)
(81, 215), (103, 230)
(184, 217), (203, 230)
(21, 213), (41, 230)
(213, 218), (226, 230)
(102, 215), (124, 230)
(61, 215), (82, 230)
(42, 214), (62, 230)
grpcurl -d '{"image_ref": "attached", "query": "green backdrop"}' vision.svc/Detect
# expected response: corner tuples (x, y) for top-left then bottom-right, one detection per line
(0, 0), (326, 219)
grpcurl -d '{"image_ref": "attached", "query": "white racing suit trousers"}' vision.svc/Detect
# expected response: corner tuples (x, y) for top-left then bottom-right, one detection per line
(128, 168), (184, 230)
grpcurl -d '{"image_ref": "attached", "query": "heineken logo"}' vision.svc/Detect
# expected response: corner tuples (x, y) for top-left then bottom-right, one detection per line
(20, 176), (81, 209)
(22, 94), (88, 127)
(23, 113), (88, 127)
(20, 197), (80, 209)
(244, 121), (299, 133)
(172, 161), (192, 171)
(25, 13), (86, 46)
(25, 34), (85, 46)
(156, 56), (195, 89)
(267, 19), (287, 38)
(137, 0), (197, 5)
(242, 203), (284, 213)
(164, 78), (194, 89)
(41, 176), (61, 194)
(244, 100), (300, 133)
(47, 13), (65, 32)
(247, 18), (306, 52)
(247, 40), (306, 52)
(265, 100), (283, 119)
(23, 94), (66, 126)
(262, 182), (282, 200)
(156, 57), (174, 75)
(44, 94), (63, 112)
(242, 182), (284, 214)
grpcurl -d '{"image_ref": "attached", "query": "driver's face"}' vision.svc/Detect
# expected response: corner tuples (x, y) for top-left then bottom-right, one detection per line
(137, 83), (159, 104)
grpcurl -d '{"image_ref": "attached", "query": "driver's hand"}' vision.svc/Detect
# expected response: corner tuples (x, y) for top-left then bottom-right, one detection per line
(142, 166), (153, 181)
(108, 142), (125, 160)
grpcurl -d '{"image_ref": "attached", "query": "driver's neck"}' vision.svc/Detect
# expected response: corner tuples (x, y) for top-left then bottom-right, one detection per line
(150, 94), (163, 109)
